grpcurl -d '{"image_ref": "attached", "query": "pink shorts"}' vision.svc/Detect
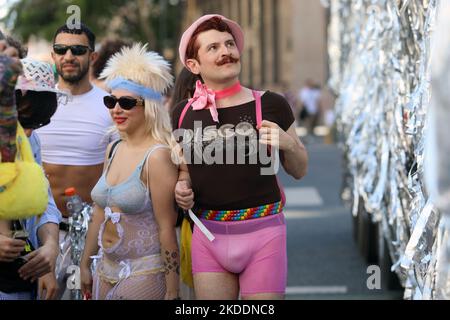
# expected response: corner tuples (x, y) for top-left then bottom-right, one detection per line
(191, 214), (287, 296)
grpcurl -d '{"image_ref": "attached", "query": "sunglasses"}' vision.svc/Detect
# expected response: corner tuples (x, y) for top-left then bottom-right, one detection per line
(103, 95), (145, 110)
(53, 44), (92, 56)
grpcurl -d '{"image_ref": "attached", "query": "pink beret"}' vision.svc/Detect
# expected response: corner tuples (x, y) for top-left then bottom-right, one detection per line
(178, 14), (245, 68)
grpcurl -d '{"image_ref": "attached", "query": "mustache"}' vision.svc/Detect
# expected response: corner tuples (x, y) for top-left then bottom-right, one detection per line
(216, 55), (239, 66)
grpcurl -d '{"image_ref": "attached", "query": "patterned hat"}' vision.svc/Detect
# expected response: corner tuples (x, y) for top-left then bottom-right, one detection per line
(15, 58), (69, 98)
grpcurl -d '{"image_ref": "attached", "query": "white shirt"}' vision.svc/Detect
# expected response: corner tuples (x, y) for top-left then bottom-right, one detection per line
(36, 85), (113, 166)
(299, 87), (321, 115)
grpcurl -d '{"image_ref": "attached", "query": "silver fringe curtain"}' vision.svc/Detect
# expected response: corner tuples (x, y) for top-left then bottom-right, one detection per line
(327, 0), (449, 299)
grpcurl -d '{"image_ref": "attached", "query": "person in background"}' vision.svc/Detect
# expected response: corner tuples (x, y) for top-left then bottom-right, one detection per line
(298, 78), (321, 136)
(318, 86), (337, 144)
(0, 31), (21, 163)
(5, 36), (28, 60)
(281, 82), (298, 116)
(168, 68), (198, 114)
(0, 37), (63, 300)
(90, 38), (132, 91)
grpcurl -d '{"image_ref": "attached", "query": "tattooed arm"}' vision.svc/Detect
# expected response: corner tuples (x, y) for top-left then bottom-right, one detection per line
(147, 147), (180, 300)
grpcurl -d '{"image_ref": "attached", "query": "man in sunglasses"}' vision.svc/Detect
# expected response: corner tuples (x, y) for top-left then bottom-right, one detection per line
(34, 24), (114, 299)
(35, 23), (114, 220)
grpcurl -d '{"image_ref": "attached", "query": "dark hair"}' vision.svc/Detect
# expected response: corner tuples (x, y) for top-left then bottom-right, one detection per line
(92, 38), (132, 79)
(0, 29), (5, 40)
(53, 23), (96, 50)
(169, 68), (199, 113)
(186, 17), (234, 61)
(6, 36), (28, 59)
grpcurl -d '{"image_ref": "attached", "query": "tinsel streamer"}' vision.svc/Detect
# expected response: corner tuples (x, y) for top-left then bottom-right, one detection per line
(328, 0), (446, 299)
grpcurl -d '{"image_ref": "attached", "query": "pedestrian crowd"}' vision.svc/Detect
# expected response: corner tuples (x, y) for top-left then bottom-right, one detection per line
(0, 14), (308, 300)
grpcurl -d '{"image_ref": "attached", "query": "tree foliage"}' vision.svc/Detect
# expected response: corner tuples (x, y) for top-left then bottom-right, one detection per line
(2, 0), (184, 58)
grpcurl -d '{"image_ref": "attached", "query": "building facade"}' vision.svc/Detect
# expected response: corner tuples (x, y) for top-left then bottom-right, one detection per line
(181, 0), (329, 95)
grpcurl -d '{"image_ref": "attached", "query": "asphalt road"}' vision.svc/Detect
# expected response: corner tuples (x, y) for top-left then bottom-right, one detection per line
(281, 136), (403, 300)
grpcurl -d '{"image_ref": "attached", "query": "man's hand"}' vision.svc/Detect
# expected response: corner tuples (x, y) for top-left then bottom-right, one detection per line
(0, 234), (25, 262)
(175, 180), (194, 210)
(18, 241), (58, 282)
(38, 272), (58, 300)
(259, 120), (296, 152)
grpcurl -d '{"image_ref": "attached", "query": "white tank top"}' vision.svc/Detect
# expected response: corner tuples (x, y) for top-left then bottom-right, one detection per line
(35, 85), (114, 166)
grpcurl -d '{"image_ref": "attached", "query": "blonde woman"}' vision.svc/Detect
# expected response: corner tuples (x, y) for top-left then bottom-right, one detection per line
(80, 44), (180, 300)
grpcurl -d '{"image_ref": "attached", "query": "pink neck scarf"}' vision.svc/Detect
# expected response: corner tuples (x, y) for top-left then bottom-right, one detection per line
(190, 80), (242, 123)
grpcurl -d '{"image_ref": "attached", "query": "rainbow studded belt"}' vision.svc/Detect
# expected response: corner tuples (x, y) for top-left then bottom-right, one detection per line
(195, 201), (283, 222)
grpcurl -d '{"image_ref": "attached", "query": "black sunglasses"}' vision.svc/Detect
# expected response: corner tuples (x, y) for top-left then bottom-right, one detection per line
(53, 44), (92, 56)
(103, 95), (145, 110)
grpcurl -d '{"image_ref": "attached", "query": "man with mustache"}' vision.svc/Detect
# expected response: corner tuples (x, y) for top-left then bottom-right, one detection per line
(172, 15), (308, 300)
(34, 23), (113, 296)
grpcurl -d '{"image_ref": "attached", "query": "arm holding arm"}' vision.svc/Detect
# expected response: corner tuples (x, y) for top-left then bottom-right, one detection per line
(175, 161), (194, 210)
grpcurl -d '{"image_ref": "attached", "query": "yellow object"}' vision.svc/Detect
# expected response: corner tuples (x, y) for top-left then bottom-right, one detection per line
(0, 124), (48, 219)
(180, 217), (194, 288)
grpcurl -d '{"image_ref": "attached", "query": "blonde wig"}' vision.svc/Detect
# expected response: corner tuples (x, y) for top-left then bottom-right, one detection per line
(100, 43), (175, 150)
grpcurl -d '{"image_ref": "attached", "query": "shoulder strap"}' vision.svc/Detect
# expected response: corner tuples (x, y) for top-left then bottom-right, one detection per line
(140, 144), (170, 173)
(104, 140), (121, 174)
(178, 99), (196, 129)
(141, 144), (170, 192)
(252, 90), (286, 206)
(144, 144), (170, 162)
(108, 139), (121, 160)
(252, 90), (263, 128)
